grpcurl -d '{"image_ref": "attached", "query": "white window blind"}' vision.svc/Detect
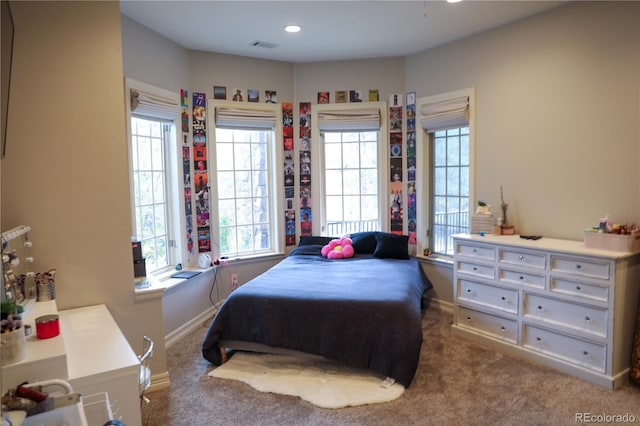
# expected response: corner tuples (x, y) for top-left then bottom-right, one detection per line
(215, 107), (276, 130)
(318, 108), (380, 131)
(419, 96), (469, 131)
(130, 89), (181, 121)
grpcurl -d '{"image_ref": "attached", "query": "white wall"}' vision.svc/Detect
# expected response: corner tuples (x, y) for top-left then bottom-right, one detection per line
(0, 1), (167, 379)
(4, 4), (638, 373)
(407, 1), (640, 242)
(293, 58), (406, 105)
(121, 15), (190, 93)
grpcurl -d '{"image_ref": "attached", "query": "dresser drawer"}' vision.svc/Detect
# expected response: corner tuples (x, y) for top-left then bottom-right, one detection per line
(499, 268), (545, 290)
(456, 261), (495, 280)
(523, 293), (608, 338)
(499, 248), (546, 270)
(457, 279), (518, 314)
(549, 277), (609, 303)
(549, 255), (611, 280)
(456, 242), (496, 261)
(523, 324), (606, 373)
(457, 306), (517, 344)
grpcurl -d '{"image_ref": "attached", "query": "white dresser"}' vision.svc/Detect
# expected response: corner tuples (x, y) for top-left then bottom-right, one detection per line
(452, 234), (640, 388)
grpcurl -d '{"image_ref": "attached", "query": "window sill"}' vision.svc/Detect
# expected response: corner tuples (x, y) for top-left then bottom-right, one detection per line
(133, 267), (216, 301)
(133, 252), (285, 301)
(217, 252), (285, 266)
(416, 253), (454, 267)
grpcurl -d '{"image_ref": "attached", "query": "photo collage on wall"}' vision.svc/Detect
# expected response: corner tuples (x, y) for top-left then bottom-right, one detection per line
(181, 89), (195, 256)
(406, 92), (417, 254)
(299, 102), (312, 239)
(193, 92), (211, 252)
(283, 102), (296, 246)
(389, 93), (404, 235)
(213, 85), (278, 105)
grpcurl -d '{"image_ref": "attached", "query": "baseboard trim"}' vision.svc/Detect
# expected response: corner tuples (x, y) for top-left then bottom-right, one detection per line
(165, 305), (219, 349)
(149, 371), (171, 393)
(430, 298), (453, 314)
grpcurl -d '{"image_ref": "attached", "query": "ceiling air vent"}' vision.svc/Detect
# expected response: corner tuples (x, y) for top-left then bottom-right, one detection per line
(250, 40), (279, 49)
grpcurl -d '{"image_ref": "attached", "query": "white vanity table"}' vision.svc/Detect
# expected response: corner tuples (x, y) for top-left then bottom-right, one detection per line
(1, 300), (141, 425)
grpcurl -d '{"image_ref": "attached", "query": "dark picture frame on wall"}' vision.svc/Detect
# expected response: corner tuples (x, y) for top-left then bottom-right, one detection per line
(1, 0), (15, 158)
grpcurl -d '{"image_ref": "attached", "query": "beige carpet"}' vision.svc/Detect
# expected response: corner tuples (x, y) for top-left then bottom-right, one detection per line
(208, 351), (404, 408)
(147, 303), (640, 426)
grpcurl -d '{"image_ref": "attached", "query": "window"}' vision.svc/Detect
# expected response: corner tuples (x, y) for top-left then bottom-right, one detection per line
(130, 117), (174, 272)
(312, 103), (388, 236)
(210, 103), (282, 258)
(416, 89), (474, 257)
(430, 127), (470, 255)
(126, 79), (182, 275)
(321, 130), (381, 236)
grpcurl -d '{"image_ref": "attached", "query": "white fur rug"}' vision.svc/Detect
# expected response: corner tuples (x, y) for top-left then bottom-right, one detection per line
(208, 352), (405, 409)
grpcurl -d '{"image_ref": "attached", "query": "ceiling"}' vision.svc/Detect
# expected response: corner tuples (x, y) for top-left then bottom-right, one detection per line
(120, 1), (566, 63)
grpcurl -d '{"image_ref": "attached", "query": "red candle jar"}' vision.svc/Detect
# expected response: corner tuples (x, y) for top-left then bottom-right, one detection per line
(35, 314), (60, 339)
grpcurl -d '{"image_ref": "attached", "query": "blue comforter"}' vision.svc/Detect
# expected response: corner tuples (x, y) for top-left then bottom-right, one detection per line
(202, 250), (431, 387)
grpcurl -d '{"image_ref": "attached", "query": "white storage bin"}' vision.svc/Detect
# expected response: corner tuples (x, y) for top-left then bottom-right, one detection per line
(584, 230), (640, 253)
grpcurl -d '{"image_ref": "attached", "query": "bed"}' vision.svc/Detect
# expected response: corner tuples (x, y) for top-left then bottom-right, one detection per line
(202, 232), (432, 387)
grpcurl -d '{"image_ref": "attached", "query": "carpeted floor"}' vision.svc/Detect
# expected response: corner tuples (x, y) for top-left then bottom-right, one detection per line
(146, 304), (640, 426)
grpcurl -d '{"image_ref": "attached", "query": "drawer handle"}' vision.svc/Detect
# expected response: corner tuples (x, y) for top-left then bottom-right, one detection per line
(472, 266), (478, 271)
(536, 337), (542, 342)
(583, 350), (589, 356)
(585, 316), (591, 323)
(500, 326), (506, 333)
(466, 288), (472, 293)
(519, 255), (525, 262)
(576, 264), (582, 269)
(576, 285), (582, 291)
(537, 305), (543, 310)
(501, 296), (506, 301)
(519, 275), (525, 280)
(473, 248), (478, 254)
(466, 316), (472, 322)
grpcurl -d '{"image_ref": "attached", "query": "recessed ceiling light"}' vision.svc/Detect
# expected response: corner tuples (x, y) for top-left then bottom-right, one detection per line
(447, 0), (463, 3)
(284, 25), (301, 33)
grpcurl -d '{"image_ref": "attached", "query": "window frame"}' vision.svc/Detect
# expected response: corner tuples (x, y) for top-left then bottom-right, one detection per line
(124, 78), (184, 275)
(208, 100), (285, 259)
(415, 88), (476, 258)
(311, 102), (389, 236)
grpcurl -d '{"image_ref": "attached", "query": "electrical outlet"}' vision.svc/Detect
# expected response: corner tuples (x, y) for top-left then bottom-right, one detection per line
(231, 273), (238, 290)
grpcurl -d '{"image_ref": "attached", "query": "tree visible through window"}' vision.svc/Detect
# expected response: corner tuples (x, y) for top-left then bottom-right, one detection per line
(215, 128), (273, 256)
(321, 130), (381, 236)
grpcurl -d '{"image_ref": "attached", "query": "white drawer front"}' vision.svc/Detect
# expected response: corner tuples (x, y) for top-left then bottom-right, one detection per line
(457, 306), (517, 344)
(499, 268), (545, 290)
(523, 324), (606, 373)
(456, 261), (495, 280)
(524, 294), (608, 338)
(499, 249), (546, 270)
(456, 243), (495, 261)
(550, 277), (609, 303)
(549, 256), (610, 280)
(457, 279), (518, 314)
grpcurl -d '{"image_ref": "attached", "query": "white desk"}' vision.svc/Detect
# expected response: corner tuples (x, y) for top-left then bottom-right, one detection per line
(1, 302), (142, 425)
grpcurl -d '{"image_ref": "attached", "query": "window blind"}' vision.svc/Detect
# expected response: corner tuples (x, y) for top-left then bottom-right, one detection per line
(419, 96), (469, 131)
(215, 107), (277, 130)
(130, 89), (181, 121)
(318, 108), (380, 131)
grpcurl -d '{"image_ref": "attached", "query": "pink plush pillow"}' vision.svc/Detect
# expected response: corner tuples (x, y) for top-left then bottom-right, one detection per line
(321, 237), (355, 259)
